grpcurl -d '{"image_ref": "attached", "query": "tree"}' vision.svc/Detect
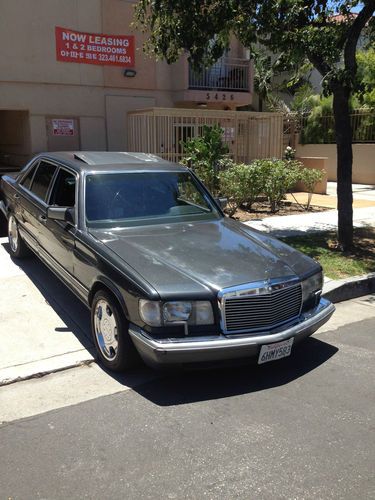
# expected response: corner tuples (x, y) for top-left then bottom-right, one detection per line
(252, 50), (273, 112)
(135, 0), (375, 250)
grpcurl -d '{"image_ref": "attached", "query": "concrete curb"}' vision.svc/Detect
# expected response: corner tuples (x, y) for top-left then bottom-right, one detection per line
(0, 351), (95, 387)
(323, 273), (375, 303)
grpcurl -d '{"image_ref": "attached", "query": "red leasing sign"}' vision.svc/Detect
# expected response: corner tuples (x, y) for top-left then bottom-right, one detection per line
(55, 26), (135, 67)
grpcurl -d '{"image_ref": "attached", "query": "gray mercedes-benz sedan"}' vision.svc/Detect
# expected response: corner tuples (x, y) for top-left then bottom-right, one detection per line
(0, 152), (335, 371)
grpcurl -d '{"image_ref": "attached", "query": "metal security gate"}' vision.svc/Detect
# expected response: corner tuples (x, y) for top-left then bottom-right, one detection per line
(128, 108), (283, 164)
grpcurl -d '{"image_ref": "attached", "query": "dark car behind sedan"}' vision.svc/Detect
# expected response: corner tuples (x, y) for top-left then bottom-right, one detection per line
(0, 152), (335, 371)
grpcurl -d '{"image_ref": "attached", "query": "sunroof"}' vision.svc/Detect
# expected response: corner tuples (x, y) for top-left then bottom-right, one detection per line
(73, 152), (163, 165)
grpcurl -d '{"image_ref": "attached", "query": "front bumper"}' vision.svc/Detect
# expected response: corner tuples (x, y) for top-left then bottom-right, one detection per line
(128, 297), (335, 367)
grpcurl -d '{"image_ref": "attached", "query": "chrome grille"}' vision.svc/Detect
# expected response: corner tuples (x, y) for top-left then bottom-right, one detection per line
(222, 282), (302, 334)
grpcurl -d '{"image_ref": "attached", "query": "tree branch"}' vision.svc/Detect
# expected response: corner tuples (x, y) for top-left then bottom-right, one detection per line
(344, 1), (375, 75)
(306, 53), (332, 78)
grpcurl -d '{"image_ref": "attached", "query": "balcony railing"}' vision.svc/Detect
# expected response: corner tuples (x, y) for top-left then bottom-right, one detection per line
(188, 58), (251, 92)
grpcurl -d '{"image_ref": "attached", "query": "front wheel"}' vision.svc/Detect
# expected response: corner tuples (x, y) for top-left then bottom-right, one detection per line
(8, 214), (30, 258)
(91, 290), (140, 372)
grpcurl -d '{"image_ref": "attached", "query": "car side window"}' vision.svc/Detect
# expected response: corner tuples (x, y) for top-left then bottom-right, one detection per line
(29, 161), (57, 202)
(49, 168), (76, 207)
(20, 163), (39, 191)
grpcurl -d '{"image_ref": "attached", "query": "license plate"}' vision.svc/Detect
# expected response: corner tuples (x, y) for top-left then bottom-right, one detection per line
(258, 338), (294, 364)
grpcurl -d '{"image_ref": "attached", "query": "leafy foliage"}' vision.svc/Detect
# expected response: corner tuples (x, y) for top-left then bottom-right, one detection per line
(181, 125), (229, 194)
(217, 158), (321, 214)
(219, 163), (264, 215)
(135, 0), (375, 249)
(298, 48), (375, 143)
(299, 168), (325, 210)
(284, 146), (296, 160)
(135, 1), (374, 94)
(356, 48), (375, 108)
(253, 159), (301, 213)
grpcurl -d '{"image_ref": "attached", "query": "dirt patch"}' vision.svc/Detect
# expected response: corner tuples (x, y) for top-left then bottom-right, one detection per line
(231, 201), (331, 222)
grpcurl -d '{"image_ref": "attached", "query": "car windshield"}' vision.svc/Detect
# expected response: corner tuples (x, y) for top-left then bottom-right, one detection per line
(85, 171), (220, 228)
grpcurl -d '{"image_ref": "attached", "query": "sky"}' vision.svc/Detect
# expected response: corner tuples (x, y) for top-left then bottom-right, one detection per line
(351, 4), (363, 13)
(328, 1), (364, 13)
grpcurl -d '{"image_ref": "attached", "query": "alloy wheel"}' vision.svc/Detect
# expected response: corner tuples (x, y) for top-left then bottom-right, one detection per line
(94, 299), (119, 361)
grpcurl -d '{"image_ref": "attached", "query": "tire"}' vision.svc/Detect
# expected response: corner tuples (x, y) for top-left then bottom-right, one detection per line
(7, 214), (30, 258)
(91, 290), (140, 372)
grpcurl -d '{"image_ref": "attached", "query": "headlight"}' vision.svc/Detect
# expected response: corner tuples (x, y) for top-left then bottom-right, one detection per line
(163, 302), (192, 322)
(139, 300), (214, 326)
(302, 271), (323, 308)
(193, 301), (214, 325)
(139, 300), (162, 327)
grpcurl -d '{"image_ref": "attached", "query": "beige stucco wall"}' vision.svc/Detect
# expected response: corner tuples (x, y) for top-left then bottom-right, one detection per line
(0, 0), (252, 161)
(296, 144), (375, 185)
(0, 0), (104, 86)
(0, 0), (180, 158)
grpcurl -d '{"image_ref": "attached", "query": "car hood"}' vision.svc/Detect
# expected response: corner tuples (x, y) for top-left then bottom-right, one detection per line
(89, 218), (318, 299)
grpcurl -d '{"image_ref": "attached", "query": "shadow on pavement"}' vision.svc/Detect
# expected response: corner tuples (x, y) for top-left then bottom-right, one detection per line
(110, 336), (338, 406)
(1, 241), (95, 357)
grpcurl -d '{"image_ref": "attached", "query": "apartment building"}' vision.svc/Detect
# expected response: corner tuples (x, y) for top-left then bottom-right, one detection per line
(0, 0), (254, 169)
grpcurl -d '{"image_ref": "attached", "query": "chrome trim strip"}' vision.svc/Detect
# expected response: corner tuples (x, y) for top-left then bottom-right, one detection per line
(18, 226), (38, 250)
(218, 276), (300, 299)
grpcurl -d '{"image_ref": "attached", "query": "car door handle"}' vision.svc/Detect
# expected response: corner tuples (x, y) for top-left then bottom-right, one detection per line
(38, 215), (47, 223)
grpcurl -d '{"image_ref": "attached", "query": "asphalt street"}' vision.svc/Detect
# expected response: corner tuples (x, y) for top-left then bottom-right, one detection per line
(0, 297), (374, 500)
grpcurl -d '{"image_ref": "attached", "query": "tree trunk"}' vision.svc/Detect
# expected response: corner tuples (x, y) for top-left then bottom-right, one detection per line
(332, 86), (353, 250)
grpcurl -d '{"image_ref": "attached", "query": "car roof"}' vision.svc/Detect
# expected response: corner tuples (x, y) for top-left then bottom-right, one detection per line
(34, 152), (188, 173)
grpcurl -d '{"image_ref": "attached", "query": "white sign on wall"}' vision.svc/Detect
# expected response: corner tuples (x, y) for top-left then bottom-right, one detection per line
(52, 118), (75, 136)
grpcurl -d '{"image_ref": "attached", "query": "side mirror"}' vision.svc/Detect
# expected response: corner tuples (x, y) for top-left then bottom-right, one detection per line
(47, 207), (75, 225)
(215, 197), (228, 210)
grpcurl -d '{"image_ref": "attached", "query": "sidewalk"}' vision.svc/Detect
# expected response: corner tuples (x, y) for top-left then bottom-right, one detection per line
(249, 182), (375, 237)
(245, 206), (375, 237)
(285, 181), (375, 210)
(0, 237), (94, 386)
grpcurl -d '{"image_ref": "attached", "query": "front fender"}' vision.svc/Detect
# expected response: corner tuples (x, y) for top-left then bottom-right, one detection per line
(89, 276), (130, 319)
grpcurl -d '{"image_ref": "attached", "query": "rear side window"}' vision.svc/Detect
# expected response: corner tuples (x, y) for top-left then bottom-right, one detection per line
(29, 161), (57, 202)
(21, 164), (38, 190)
(49, 168), (76, 207)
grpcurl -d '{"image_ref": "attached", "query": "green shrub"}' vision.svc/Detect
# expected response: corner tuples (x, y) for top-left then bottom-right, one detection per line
(284, 146), (296, 160)
(181, 125), (229, 194)
(252, 159), (301, 212)
(219, 163), (263, 216)
(300, 95), (336, 144)
(299, 167), (325, 210)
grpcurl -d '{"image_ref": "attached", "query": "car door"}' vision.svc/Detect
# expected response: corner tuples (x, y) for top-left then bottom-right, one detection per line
(13, 160), (40, 251)
(40, 166), (77, 277)
(17, 160), (58, 252)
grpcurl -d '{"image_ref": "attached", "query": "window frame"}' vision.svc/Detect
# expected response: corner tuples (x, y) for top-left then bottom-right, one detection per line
(29, 160), (60, 204)
(19, 160), (40, 192)
(47, 164), (79, 228)
(48, 166), (77, 207)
